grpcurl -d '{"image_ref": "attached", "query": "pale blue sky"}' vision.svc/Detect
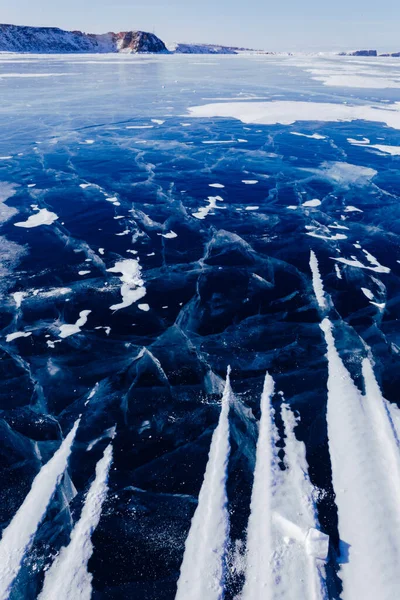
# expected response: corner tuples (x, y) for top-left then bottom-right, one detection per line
(2, 0), (400, 52)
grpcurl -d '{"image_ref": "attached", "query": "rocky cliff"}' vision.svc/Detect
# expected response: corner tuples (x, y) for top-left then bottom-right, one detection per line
(0, 24), (168, 53)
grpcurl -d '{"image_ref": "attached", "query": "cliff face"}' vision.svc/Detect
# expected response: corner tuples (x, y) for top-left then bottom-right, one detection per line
(0, 24), (168, 53)
(116, 31), (167, 53)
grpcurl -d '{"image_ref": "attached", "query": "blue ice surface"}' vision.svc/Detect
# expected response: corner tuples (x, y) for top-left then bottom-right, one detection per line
(0, 53), (400, 599)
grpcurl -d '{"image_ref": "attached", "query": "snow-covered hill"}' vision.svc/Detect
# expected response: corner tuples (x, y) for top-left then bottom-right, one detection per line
(0, 24), (168, 53)
(168, 42), (256, 54)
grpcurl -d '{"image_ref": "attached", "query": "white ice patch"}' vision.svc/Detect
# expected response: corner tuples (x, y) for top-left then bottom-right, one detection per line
(107, 259), (146, 311)
(245, 206), (259, 211)
(242, 180), (258, 184)
(209, 183), (225, 188)
(188, 100), (400, 131)
(5, 331), (32, 342)
(59, 310), (91, 339)
(175, 370), (231, 600)
(151, 119), (165, 125)
(14, 208), (58, 228)
(38, 444), (113, 600)
(0, 420), (80, 600)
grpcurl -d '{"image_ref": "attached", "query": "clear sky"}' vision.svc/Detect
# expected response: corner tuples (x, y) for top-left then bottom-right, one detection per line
(2, 0), (400, 52)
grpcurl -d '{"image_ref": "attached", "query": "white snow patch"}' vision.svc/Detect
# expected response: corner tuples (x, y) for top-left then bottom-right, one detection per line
(159, 231), (178, 239)
(6, 331), (32, 342)
(107, 259), (146, 311)
(303, 199), (321, 207)
(138, 303), (150, 312)
(12, 292), (25, 308)
(59, 310), (91, 339)
(291, 132), (326, 140)
(193, 195), (225, 220)
(14, 208), (58, 228)
(345, 205), (363, 213)
(242, 180), (258, 184)
(188, 100), (400, 131)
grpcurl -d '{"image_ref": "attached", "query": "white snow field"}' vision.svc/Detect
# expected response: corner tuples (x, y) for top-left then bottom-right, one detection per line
(310, 251), (400, 600)
(188, 100), (400, 130)
(0, 420), (80, 600)
(242, 373), (328, 600)
(175, 370), (232, 600)
(38, 443), (113, 600)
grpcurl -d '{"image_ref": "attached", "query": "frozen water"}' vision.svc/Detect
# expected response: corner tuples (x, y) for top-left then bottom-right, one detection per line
(0, 52), (400, 600)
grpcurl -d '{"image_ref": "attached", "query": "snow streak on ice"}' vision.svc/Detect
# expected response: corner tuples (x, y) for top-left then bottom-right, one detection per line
(309, 251), (400, 600)
(242, 373), (275, 600)
(38, 443), (113, 600)
(243, 374), (327, 600)
(309, 251), (327, 310)
(0, 420), (80, 600)
(175, 370), (231, 600)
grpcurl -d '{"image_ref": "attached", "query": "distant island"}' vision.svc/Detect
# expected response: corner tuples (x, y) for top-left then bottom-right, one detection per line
(0, 23), (260, 54)
(339, 49), (400, 57)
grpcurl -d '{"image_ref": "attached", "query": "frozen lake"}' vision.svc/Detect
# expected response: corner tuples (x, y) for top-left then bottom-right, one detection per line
(1, 52), (400, 600)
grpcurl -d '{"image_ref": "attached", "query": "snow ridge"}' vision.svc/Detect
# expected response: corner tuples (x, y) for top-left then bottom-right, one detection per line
(175, 369), (232, 600)
(0, 420), (80, 600)
(38, 443), (113, 600)
(241, 373), (276, 600)
(243, 374), (328, 600)
(309, 251), (400, 600)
